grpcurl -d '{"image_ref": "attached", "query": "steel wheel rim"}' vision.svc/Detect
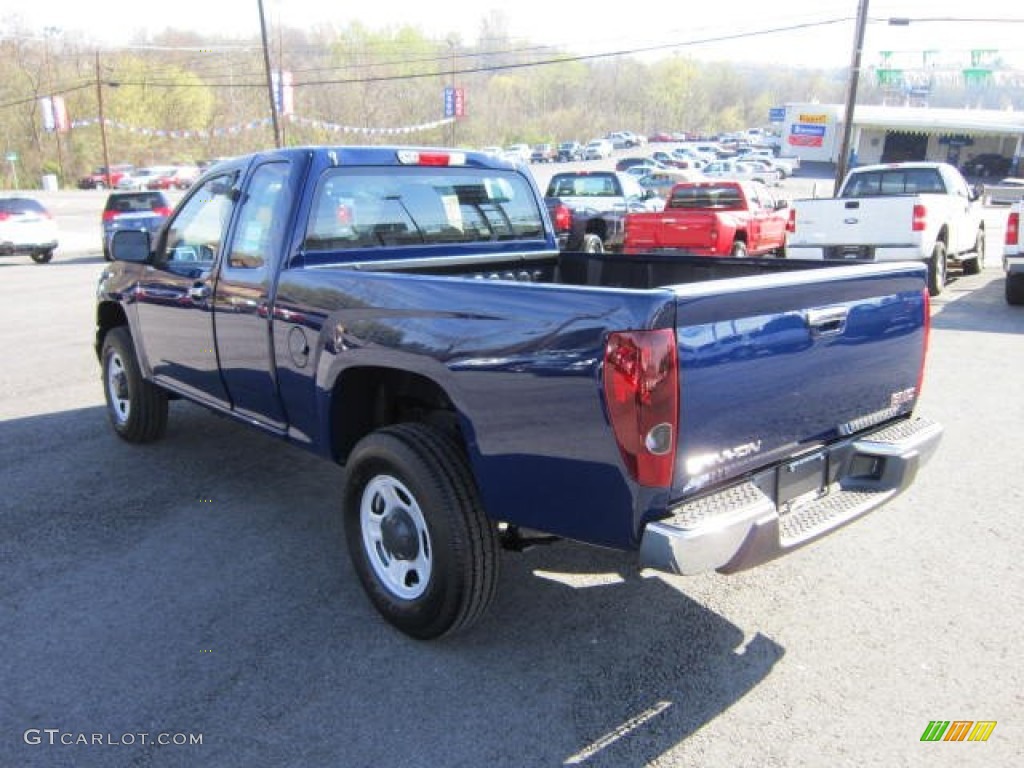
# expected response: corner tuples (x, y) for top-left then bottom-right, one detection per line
(360, 475), (432, 600)
(106, 351), (131, 424)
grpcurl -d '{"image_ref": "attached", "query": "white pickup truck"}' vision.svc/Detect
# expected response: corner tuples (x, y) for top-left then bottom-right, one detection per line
(1004, 202), (1024, 305)
(786, 162), (986, 296)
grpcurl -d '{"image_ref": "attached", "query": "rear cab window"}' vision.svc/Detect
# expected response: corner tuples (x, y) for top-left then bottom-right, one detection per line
(302, 167), (546, 253)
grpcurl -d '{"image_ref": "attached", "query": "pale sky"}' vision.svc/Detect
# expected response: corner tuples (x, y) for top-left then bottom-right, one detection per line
(2, 0), (1021, 70)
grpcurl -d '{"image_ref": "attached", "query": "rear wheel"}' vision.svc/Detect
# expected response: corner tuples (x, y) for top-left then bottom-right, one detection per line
(342, 423), (499, 640)
(961, 230), (985, 275)
(30, 249), (53, 264)
(582, 233), (604, 253)
(1006, 273), (1024, 306)
(731, 240), (748, 258)
(927, 241), (947, 297)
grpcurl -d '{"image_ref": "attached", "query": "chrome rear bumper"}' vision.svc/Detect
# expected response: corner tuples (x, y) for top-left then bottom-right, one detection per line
(639, 417), (943, 575)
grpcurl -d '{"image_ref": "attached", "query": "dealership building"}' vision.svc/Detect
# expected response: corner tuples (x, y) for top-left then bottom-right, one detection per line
(776, 104), (1024, 174)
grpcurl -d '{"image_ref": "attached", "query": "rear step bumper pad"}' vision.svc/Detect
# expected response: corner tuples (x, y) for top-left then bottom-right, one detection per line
(639, 417), (943, 576)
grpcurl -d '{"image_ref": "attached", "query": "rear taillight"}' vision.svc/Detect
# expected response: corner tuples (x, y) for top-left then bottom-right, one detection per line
(786, 207), (796, 233)
(916, 288), (931, 401)
(1006, 211), (1020, 246)
(102, 210), (118, 222)
(0, 211), (10, 221)
(603, 329), (679, 488)
(553, 204), (572, 232)
(153, 207), (171, 217)
(911, 203), (927, 232)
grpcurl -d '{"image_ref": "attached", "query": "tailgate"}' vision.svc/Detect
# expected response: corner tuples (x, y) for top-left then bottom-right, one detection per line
(791, 197), (916, 250)
(670, 263), (929, 498)
(626, 211), (716, 253)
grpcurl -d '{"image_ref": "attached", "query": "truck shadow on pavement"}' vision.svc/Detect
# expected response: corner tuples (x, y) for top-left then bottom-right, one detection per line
(931, 272), (1023, 335)
(2, 402), (783, 768)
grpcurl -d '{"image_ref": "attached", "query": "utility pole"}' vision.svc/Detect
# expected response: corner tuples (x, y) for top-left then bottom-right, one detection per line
(257, 0), (282, 148)
(95, 51), (112, 188)
(43, 27), (65, 186)
(835, 0), (870, 190)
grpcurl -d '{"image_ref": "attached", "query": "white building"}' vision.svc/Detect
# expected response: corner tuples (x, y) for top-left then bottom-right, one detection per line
(777, 104), (1024, 175)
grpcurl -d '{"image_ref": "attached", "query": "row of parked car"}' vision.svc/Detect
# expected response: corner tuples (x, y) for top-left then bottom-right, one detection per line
(481, 131), (649, 166)
(77, 163), (202, 191)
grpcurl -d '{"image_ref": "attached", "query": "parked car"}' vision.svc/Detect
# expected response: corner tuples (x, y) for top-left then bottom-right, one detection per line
(636, 168), (704, 199)
(584, 139), (613, 160)
(77, 164), (135, 190)
(615, 156), (668, 173)
(624, 179), (789, 258)
(503, 144), (532, 163)
(556, 141), (584, 162)
(0, 196), (59, 263)
(117, 166), (176, 191)
(702, 159), (781, 185)
(530, 144), (557, 163)
(147, 165), (201, 190)
(101, 191), (172, 260)
(963, 153), (1012, 179)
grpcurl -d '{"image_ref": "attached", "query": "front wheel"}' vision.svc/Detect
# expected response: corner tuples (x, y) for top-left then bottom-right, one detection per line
(731, 240), (748, 258)
(101, 326), (168, 443)
(581, 233), (604, 253)
(961, 230), (985, 275)
(342, 423), (499, 640)
(30, 250), (53, 264)
(927, 241), (947, 297)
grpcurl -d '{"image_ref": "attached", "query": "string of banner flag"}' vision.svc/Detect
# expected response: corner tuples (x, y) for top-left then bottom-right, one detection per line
(66, 114), (455, 139)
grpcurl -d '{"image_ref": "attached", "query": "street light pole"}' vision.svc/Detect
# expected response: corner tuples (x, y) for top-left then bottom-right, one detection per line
(835, 0), (870, 191)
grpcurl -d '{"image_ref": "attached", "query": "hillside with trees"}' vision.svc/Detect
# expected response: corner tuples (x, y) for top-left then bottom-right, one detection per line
(0, 13), (1020, 188)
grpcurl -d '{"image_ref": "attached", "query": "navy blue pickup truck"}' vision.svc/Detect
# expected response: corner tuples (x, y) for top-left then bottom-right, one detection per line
(97, 146), (942, 639)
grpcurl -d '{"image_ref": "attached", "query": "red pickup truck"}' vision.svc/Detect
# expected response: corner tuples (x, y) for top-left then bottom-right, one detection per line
(623, 179), (789, 257)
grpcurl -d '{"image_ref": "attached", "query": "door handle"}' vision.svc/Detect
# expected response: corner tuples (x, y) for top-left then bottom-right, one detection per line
(188, 283), (211, 302)
(806, 306), (848, 337)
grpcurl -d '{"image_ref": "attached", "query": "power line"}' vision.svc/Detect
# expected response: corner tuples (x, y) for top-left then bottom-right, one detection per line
(106, 18), (861, 90)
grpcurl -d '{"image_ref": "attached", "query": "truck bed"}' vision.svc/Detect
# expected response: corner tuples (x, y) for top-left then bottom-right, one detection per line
(282, 250), (931, 550)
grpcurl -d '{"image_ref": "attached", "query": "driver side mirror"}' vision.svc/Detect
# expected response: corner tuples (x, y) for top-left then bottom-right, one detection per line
(109, 229), (152, 263)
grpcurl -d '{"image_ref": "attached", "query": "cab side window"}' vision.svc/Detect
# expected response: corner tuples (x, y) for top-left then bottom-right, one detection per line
(163, 173), (236, 269)
(227, 163), (291, 270)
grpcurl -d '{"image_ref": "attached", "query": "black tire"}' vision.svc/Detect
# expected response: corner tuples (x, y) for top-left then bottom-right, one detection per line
(961, 230), (985, 275)
(101, 326), (168, 443)
(30, 250), (53, 264)
(731, 240), (748, 258)
(927, 241), (947, 297)
(342, 423), (499, 640)
(582, 233), (604, 254)
(1006, 273), (1024, 306)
